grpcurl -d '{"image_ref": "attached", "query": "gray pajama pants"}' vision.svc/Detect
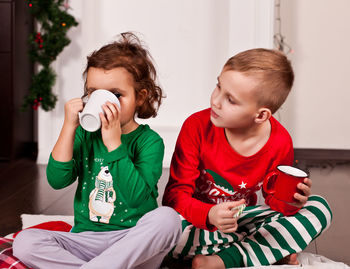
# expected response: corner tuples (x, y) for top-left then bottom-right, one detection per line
(13, 206), (181, 269)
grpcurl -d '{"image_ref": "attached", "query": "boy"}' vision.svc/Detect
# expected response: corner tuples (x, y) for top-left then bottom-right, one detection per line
(162, 48), (332, 268)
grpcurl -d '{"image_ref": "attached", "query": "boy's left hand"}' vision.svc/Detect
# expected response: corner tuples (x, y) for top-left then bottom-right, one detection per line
(100, 101), (122, 152)
(292, 177), (312, 208)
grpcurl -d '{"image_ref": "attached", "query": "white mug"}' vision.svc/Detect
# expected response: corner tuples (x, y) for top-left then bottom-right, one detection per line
(79, 89), (120, 132)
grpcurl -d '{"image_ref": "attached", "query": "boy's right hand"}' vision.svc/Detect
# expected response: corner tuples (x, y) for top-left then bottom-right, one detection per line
(64, 98), (84, 128)
(208, 199), (245, 233)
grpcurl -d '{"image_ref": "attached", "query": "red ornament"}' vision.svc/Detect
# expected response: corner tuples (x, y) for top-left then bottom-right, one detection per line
(35, 32), (44, 49)
(32, 97), (42, 110)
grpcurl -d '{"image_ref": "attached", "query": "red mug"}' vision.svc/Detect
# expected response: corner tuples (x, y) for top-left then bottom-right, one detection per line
(263, 165), (308, 203)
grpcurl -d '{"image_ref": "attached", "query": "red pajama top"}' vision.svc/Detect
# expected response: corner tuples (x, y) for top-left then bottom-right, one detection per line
(163, 108), (297, 230)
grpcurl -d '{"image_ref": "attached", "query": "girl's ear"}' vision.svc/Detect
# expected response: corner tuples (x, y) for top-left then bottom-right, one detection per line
(136, 89), (148, 106)
(255, 107), (272, 124)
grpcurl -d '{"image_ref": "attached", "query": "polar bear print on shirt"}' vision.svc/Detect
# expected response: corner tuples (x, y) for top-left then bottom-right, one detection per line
(88, 166), (116, 223)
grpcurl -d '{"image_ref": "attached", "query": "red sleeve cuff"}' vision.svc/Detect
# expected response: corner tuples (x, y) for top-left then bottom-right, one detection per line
(199, 203), (217, 231)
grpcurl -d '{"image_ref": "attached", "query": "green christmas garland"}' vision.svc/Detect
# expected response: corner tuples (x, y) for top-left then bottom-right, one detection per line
(22, 0), (78, 111)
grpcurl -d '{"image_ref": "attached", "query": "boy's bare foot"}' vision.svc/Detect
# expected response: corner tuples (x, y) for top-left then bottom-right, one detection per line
(275, 253), (299, 265)
(192, 254), (225, 269)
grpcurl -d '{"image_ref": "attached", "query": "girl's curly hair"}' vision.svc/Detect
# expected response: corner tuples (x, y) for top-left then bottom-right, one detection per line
(83, 32), (164, 118)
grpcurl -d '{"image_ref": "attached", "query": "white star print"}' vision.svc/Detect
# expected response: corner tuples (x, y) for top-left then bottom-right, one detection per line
(239, 181), (247, 189)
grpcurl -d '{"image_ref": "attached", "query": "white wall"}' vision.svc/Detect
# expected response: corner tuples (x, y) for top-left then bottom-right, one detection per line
(37, 0), (274, 166)
(277, 0), (350, 150)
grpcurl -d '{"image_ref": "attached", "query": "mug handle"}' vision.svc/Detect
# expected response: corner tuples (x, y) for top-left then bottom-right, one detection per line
(263, 171), (278, 195)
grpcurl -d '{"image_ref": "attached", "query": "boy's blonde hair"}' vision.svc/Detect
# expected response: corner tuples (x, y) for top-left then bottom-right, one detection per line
(224, 48), (294, 114)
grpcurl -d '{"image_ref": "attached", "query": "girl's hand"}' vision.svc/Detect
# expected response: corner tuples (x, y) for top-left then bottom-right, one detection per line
(64, 98), (84, 128)
(293, 177), (312, 208)
(100, 101), (122, 152)
(52, 98), (83, 162)
(207, 199), (245, 233)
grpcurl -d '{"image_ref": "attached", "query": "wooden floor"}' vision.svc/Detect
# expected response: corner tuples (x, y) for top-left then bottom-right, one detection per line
(0, 158), (76, 237)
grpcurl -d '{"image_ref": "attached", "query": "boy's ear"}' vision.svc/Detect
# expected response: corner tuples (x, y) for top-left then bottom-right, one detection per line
(136, 89), (148, 106)
(255, 107), (272, 123)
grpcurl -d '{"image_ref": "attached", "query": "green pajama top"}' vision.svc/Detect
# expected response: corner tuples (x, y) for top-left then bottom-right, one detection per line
(46, 124), (164, 233)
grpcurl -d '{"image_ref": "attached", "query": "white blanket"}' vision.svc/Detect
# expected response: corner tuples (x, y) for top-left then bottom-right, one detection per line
(233, 252), (350, 269)
(20, 213), (74, 228)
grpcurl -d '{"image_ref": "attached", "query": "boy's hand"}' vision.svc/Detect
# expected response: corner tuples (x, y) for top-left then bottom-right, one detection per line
(100, 101), (122, 152)
(292, 177), (312, 208)
(64, 98), (84, 128)
(208, 199), (245, 233)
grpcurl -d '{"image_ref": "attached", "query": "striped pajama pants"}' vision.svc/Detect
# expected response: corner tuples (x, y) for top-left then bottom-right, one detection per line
(170, 195), (332, 267)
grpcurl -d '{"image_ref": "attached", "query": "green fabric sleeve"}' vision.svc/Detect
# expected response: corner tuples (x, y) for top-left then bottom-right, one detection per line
(103, 143), (129, 163)
(46, 154), (78, 189)
(46, 127), (83, 189)
(103, 132), (164, 208)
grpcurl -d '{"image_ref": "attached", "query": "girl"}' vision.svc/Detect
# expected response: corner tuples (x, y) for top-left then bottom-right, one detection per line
(13, 32), (181, 269)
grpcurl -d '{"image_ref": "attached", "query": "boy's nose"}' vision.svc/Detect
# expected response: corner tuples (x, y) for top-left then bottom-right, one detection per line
(211, 93), (221, 109)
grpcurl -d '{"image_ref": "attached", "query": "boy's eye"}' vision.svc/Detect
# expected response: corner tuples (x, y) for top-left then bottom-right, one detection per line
(114, 93), (121, 98)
